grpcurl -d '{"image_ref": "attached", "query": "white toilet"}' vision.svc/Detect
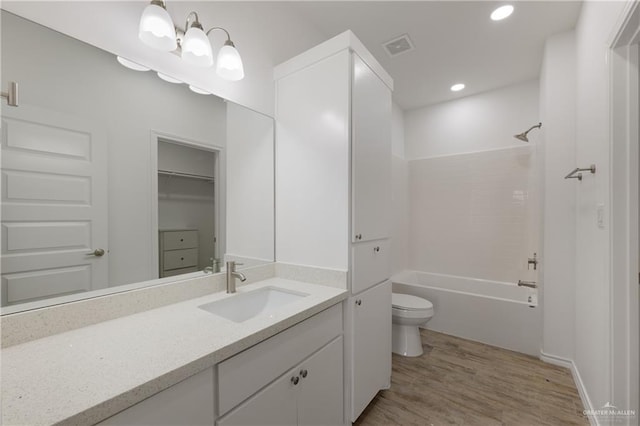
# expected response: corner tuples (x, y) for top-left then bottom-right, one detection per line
(391, 293), (434, 357)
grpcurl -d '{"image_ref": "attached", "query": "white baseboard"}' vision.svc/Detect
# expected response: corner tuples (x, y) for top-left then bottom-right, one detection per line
(539, 351), (598, 426)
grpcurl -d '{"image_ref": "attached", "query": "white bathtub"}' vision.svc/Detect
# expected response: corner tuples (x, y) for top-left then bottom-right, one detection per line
(392, 270), (542, 356)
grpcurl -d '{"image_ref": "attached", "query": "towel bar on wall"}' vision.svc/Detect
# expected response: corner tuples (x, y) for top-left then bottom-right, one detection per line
(564, 164), (596, 181)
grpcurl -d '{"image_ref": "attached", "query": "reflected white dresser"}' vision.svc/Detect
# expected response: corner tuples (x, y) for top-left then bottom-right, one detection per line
(159, 229), (199, 277)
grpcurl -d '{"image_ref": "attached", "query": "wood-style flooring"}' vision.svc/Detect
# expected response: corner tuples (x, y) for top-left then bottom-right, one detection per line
(355, 330), (588, 426)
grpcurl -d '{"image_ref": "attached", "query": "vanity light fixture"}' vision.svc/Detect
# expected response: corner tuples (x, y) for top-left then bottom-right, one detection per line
(490, 5), (514, 21)
(450, 83), (465, 92)
(138, 0), (245, 81)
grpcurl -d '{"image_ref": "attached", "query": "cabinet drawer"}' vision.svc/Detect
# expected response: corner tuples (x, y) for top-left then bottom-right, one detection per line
(163, 230), (198, 250)
(352, 239), (390, 294)
(163, 248), (198, 270)
(217, 303), (342, 416)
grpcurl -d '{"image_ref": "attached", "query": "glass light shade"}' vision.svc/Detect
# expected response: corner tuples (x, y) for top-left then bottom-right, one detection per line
(182, 27), (213, 67)
(189, 85), (210, 95)
(117, 56), (150, 72)
(157, 72), (182, 84)
(138, 4), (177, 51)
(450, 83), (465, 92)
(216, 44), (244, 81)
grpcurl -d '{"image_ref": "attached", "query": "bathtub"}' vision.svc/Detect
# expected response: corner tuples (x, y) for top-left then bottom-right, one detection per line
(392, 270), (542, 356)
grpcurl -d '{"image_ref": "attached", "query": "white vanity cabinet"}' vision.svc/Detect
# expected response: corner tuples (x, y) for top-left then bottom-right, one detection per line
(217, 337), (343, 426)
(97, 368), (215, 426)
(216, 303), (344, 426)
(275, 30), (393, 423)
(97, 303), (344, 426)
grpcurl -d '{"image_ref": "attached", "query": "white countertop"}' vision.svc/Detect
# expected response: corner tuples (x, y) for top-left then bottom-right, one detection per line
(1, 278), (347, 426)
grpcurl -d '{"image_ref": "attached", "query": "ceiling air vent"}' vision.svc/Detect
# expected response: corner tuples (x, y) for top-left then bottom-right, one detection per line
(382, 34), (415, 57)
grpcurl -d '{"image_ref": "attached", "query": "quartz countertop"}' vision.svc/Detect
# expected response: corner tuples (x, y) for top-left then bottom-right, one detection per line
(1, 278), (347, 426)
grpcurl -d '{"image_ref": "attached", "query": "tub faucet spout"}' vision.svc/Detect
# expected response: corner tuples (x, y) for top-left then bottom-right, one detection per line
(517, 280), (537, 289)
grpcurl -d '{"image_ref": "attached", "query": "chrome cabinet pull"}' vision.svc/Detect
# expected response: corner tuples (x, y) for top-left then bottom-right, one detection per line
(300, 369), (308, 378)
(355, 234), (362, 240)
(291, 376), (300, 385)
(355, 299), (362, 306)
(86, 248), (105, 257)
(374, 246), (380, 253)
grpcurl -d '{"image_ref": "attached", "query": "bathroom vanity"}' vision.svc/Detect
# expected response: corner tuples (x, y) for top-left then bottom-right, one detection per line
(1, 273), (347, 425)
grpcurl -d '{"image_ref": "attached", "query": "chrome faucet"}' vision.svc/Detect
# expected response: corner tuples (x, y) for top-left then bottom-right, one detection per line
(226, 261), (246, 293)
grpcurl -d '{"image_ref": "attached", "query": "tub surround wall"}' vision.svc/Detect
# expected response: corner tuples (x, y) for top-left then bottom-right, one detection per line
(408, 146), (537, 285)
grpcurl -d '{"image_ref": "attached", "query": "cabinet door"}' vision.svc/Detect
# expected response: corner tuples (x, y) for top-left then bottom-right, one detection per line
(297, 337), (344, 426)
(351, 54), (392, 243)
(351, 281), (392, 421)
(217, 368), (297, 426)
(98, 368), (215, 426)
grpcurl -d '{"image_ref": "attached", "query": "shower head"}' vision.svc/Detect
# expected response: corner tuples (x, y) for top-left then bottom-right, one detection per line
(514, 122), (542, 142)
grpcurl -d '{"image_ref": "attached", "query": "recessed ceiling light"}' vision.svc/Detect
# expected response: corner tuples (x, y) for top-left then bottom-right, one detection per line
(189, 85), (210, 95)
(491, 5), (514, 21)
(157, 72), (182, 84)
(450, 83), (465, 92)
(116, 56), (150, 72)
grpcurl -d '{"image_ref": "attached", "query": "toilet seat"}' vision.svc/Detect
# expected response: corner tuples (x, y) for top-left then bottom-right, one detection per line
(392, 293), (434, 318)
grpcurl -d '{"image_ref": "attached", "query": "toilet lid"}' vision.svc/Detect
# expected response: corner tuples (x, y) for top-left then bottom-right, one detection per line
(392, 293), (433, 311)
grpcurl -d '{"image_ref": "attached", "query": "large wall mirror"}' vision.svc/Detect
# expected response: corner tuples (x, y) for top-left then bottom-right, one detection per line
(0, 11), (275, 312)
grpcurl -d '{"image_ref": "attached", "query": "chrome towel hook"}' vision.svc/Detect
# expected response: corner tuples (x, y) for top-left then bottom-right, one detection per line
(564, 164), (596, 181)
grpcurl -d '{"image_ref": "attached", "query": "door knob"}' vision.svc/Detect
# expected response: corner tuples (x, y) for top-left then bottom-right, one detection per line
(86, 248), (105, 257)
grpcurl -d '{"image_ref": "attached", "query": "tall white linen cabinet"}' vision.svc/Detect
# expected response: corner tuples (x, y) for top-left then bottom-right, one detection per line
(275, 31), (393, 423)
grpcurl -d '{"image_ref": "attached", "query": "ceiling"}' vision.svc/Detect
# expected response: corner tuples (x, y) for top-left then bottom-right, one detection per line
(2, 1), (582, 112)
(289, 1), (583, 110)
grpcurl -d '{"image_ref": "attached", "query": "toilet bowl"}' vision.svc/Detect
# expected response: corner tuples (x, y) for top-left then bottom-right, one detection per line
(391, 293), (434, 357)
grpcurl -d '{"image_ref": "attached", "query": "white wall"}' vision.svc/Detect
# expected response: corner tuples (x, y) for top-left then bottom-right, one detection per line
(1, 12), (225, 286)
(538, 31), (577, 362)
(404, 80), (540, 159)
(572, 0), (628, 411)
(226, 102), (275, 263)
(391, 103), (409, 274)
(2, 2), (327, 117)
(407, 146), (537, 284)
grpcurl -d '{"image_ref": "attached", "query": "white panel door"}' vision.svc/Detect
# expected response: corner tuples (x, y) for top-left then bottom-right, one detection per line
(351, 280), (392, 422)
(351, 54), (392, 243)
(1, 104), (108, 305)
(297, 337), (344, 426)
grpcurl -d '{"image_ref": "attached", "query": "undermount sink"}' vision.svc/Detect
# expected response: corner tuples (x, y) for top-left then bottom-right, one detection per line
(198, 287), (309, 323)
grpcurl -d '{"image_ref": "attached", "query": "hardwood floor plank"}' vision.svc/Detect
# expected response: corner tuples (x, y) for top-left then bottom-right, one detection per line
(355, 330), (588, 426)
